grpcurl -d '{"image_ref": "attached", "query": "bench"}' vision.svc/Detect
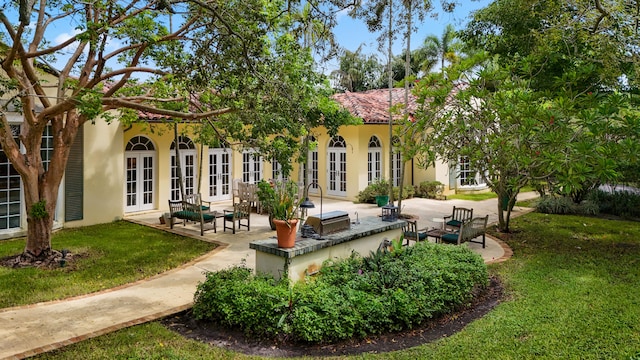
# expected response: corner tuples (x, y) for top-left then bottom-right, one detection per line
(441, 215), (488, 248)
(168, 194), (217, 236)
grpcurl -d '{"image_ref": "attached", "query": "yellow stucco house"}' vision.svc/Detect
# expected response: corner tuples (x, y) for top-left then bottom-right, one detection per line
(0, 80), (487, 239)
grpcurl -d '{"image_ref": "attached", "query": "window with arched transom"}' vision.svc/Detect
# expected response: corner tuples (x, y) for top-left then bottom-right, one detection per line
(368, 136), (382, 184)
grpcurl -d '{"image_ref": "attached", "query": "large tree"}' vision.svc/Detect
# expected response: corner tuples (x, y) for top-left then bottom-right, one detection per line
(331, 46), (385, 92)
(460, 0), (640, 199)
(420, 23), (461, 75)
(0, 0), (351, 261)
(414, 0), (640, 232)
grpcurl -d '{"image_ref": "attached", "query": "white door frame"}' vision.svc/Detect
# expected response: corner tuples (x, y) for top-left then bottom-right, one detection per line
(125, 151), (156, 212)
(327, 136), (347, 197)
(208, 148), (232, 201)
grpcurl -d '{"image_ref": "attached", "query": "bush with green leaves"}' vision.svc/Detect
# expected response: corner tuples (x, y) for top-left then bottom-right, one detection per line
(192, 242), (488, 344)
(415, 181), (444, 198)
(586, 189), (640, 218)
(356, 178), (390, 203)
(356, 178), (415, 203)
(393, 184), (416, 200)
(535, 195), (599, 215)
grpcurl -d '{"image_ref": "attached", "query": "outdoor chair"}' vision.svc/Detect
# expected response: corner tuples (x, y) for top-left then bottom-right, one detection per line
(237, 182), (261, 213)
(232, 179), (242, 204)
(443, 206), (473, 232)
(402, 219), (428, 245)
(168, 194), (217, 236)
(223, 201), (251, 234)
(184, 193), (212, 212)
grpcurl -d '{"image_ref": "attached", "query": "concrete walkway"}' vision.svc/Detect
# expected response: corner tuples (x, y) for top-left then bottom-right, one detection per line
(0, 193), (537, 359)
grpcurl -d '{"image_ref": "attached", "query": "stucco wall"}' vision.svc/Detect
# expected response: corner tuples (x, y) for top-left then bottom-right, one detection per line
(65, 119), (124, 227)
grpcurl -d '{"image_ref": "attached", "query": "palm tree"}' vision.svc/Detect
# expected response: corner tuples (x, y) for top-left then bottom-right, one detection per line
(420, 24), (462, 75)
(331, 46), (384, 92)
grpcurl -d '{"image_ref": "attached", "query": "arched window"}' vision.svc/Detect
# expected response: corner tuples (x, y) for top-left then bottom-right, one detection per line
(367, 136), (382, 184)
(392, 136), (402, 187)
(170, 136), (196, 200)
(125, 136), (156, 212)
(327, 136), (347, 196)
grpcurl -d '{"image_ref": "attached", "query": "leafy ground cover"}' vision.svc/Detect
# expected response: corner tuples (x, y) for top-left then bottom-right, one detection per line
(0, 221), (216, 308)
(191, 241), (488, 344)
(33, 213), (640, 359)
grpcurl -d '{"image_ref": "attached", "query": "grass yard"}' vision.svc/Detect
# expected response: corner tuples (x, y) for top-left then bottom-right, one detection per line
(0, 221), (216, 308)
(33, 212), (640, 359)
(446, 192), (498, 201)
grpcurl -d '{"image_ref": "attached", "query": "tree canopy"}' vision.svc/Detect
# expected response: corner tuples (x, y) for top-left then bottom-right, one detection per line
(0, 0), (355, 259)
(414, 0), (640, 231)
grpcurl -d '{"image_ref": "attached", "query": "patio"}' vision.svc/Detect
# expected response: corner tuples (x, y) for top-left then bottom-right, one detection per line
(125, 194), (537, 266)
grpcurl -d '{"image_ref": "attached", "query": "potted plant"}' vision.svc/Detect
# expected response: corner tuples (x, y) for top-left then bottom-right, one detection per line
(372, 178), (390, 207)
(257, 179), (301, 248)
(256, 180), (278, 230)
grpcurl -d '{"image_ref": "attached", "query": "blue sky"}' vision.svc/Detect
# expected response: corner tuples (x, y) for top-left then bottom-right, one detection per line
(6, 0), (491, 77)
(320, 0), (491, 73)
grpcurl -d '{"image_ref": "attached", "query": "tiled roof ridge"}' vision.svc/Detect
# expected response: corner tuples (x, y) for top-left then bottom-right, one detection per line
(331, 88), (418, 124)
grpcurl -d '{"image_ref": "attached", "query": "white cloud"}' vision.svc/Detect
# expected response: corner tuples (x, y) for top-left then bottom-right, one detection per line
(54, 29), (81, 46)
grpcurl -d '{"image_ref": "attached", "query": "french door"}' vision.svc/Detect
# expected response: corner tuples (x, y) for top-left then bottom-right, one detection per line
(208, 148), (232, 201)
(327, 136), (347, 197)
(125, 152), (155, 212)
(170, 152), (196, 201)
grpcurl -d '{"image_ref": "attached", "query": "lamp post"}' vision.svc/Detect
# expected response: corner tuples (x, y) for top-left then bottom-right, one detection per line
(299, 182), (323, 235)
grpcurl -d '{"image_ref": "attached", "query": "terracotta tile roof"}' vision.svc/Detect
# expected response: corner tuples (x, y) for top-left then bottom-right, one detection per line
(331, 88), (418, 124)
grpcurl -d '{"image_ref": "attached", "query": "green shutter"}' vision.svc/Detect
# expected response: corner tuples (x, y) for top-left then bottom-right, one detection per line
(65, 128), (84, 221)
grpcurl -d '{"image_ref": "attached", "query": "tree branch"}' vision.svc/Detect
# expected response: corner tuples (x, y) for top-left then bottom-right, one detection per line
(591, 0), (611, 34)
(101, 98), (234, 119)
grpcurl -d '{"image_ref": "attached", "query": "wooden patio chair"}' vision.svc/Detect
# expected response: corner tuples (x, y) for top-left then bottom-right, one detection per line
(443, 206), (473, 232)
(402, 219), (428, 245)
(184, 193), (212, 212)
(223, 201), (251, 234)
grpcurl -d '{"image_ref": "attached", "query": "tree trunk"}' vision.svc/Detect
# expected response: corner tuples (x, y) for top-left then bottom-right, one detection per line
(22, 140), (66, 259)
(398, 1), (412, 215)
(0, 108), (79, 260)
(387, 0), (395, 203)
(25, 212), (54, 258)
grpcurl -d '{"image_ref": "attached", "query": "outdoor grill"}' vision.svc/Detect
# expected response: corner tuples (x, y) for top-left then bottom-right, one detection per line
(304, 210), (351, 235)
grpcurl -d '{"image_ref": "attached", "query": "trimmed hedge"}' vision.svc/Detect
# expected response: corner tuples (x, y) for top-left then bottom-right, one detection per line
(415, 181), (444, 199)
(192, 242), (488, 344)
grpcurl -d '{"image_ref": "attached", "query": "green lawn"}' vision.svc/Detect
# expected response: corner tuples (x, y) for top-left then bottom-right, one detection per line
(0, 221), (216, 308)
(34, 213), (640, 359)
(446, 192), (498, 201)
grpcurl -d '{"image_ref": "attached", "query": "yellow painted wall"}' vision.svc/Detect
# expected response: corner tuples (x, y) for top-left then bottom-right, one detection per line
(70, 118), (453, 224)
(65, 119), (125, 227)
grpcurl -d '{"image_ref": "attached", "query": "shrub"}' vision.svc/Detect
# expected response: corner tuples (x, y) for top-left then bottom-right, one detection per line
(587, 189), (640, 218)
(415, 181), (444, 199)
(192, 242), (488, 344)
(536, 196), (578, 214)
(393, 184), (415, 200)
(192, 266), (290, 339)
(356, 178), (389, 203)
(356, 179), (415, 204)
